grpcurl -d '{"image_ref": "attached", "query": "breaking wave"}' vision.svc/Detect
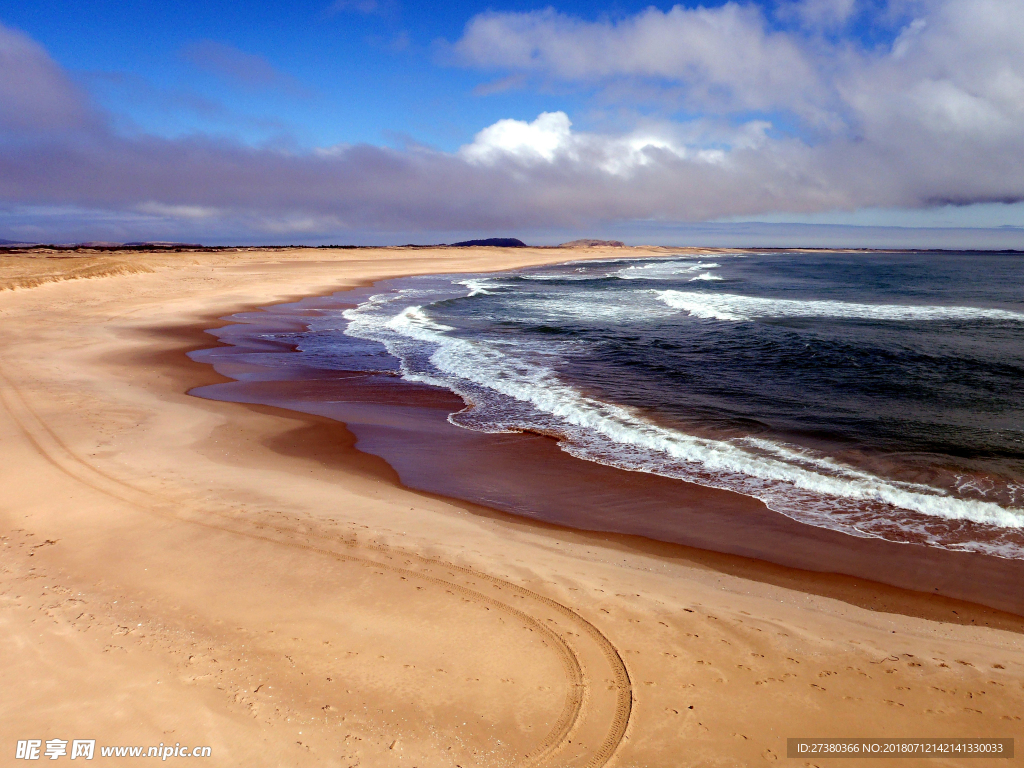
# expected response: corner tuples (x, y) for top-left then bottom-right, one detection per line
(343, 286), (1024, 558)
(658, 291), (1024, 323)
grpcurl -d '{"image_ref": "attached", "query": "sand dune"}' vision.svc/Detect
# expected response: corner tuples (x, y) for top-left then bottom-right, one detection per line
(2, 246), (1022, 767)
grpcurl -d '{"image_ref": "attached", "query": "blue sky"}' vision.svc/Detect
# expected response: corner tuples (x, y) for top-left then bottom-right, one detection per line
(2, 0), (612, 149)
(1, 0), (1023, 245)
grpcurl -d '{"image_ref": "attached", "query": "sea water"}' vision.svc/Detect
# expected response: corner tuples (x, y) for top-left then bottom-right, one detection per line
(292, 251), (1024, 558)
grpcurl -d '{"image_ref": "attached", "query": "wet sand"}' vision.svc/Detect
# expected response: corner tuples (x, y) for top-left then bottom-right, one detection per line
(2, 246), (1023, 767)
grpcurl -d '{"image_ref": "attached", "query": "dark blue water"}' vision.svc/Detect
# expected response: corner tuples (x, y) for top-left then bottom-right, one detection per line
(297, 251), (1024, 558)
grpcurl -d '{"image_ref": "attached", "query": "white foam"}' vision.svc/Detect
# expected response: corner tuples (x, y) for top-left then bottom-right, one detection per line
(457, 278), (499, 297)
(343, 289), (1024, 542)
(689, 272), (723, 281)
(658, 291), (1024, 323)
(616, 261), (721, 280)
(738, 437), (937, 493)
(508, 295), (678, 323)
(518, 272), (610, 281)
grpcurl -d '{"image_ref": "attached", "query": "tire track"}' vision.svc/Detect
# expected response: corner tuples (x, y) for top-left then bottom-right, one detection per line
(0, 365), (633, 767)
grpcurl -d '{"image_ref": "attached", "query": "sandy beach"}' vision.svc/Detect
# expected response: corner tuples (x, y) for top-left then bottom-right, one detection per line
(2, 246), (1023, 768)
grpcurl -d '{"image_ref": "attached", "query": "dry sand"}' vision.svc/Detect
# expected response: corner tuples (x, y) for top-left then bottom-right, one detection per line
(1, 246), (1022, 767)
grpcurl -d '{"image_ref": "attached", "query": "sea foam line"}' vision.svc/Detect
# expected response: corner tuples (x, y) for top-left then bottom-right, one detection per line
(343, 291), (1024, 533)
(457, 278), (501, 296)
(616, 261), (721, 280)
(658, 290), (1024, 322)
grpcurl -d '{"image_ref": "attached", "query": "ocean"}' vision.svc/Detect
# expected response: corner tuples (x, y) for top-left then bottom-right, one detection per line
(312, 250), (1024, 560)
(192, 249), (1024, 567)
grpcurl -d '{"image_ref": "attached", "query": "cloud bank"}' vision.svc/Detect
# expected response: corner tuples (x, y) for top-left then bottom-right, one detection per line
(1, 1), (1023, 243)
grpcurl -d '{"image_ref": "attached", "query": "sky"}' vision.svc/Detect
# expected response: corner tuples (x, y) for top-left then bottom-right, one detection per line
(1, 0), (1024, 246)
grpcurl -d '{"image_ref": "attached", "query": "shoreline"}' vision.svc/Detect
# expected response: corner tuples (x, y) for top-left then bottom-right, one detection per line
(4, 246), (1023, 766)
(184, 273), (1024, 629)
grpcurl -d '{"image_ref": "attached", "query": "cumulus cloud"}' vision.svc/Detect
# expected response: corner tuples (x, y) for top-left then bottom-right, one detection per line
(461, 111), (576, 164)
(458, 111), (770, 174)
(1, 2), (1023, 242)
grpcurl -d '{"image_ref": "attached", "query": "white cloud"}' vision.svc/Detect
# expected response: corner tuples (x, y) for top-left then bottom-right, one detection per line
(454, 0), (1024, 142)
(461, 111), (574, 164)
(453, 0), (1024, 207)
(458, 111), (759, 175)
(455, 4), (826, 119)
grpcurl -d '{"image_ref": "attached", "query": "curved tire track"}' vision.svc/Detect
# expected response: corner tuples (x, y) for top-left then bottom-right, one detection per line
(0, 365), (633, 767)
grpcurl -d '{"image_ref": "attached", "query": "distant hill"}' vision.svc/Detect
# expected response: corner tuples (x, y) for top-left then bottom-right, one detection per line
(451, 238), (526, 247)
(124, 241), (204, 248)
(1, 240), (205, 249)
(559, 239), (625, 248)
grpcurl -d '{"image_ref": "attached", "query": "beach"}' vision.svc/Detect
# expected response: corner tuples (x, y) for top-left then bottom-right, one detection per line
(2, 246), (1023, 767)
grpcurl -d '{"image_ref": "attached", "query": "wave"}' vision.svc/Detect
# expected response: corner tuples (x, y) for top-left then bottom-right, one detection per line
(519, 274), (602, 282)
(658, 291), (1024, 323)
(616, 261), (721, 280)
(508, 295), (678, 323)
(457, 278), (499, 297)
(342, 288), (1024, 557)
(478, 256), (729, 284)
